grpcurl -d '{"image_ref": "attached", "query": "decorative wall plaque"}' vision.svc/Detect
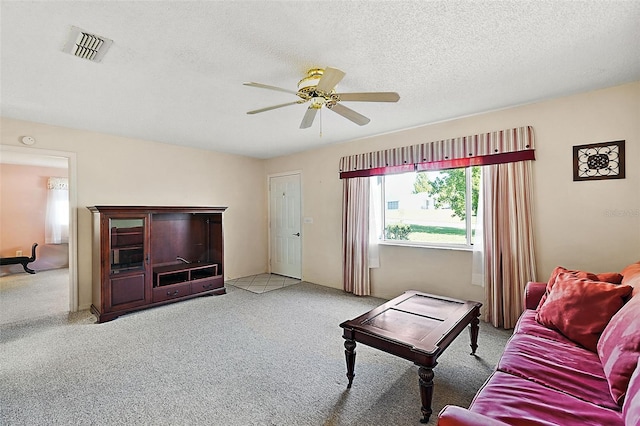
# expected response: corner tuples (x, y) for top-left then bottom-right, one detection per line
(573, 140), (625, 181)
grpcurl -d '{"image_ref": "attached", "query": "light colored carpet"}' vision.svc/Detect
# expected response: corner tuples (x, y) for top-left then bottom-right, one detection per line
(0, 282), (511, 425)
(0, 268), (69, 325)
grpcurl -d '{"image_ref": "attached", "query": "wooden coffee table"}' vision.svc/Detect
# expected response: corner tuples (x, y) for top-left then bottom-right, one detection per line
(340, 290), (482, 423)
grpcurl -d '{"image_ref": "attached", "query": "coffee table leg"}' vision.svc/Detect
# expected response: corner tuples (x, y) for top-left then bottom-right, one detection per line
(344, 339), (356, 388)
(469, 311), (480, 355)
(418, 365), (435, 423)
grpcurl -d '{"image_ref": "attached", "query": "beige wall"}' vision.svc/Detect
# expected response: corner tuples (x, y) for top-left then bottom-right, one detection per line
(1, 119), (268, 310)
(265, 82), (640, 301)
(1, 81), (638, 310)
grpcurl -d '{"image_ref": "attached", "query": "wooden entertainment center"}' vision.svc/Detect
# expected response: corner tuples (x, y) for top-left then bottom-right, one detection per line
(88, 206), (227, 322)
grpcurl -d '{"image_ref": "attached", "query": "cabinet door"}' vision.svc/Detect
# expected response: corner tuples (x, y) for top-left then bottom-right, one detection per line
(109, 273), (146, 309)
(109, 217), (146, 273)
(105, 216), (150, 311)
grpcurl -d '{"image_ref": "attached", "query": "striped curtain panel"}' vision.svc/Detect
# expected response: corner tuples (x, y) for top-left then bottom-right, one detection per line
(483, 160), (537, 328)
(342, 177), (371, 295)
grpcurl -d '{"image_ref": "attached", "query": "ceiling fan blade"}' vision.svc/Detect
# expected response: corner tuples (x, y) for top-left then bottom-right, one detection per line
(243, 82), (299, 96)
(329, 103), (371, 126)
(300, 107), (318, 129)
(336, 92), (400, 102)
(316, 67), (345, 93)
(247, 101), (302, 115)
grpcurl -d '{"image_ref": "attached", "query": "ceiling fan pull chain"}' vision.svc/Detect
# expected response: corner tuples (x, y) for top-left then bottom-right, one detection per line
(319, 108), (323, 138)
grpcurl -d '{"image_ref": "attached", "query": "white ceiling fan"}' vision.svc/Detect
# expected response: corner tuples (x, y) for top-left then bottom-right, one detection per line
(244, 67), (400, 129)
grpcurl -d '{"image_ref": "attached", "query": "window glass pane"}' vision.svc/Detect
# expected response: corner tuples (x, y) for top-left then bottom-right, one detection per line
(383, 168), (479, 245)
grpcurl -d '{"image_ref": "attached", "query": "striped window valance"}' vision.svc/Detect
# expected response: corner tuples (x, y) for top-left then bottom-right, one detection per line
(339, 125), (535, 179)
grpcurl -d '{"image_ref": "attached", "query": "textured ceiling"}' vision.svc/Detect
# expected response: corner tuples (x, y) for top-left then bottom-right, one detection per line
(1, 1), (639, 159)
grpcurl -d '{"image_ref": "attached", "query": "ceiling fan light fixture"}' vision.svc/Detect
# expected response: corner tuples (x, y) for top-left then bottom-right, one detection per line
(297, 68), (325, 94)
(310, 97), (325, 109)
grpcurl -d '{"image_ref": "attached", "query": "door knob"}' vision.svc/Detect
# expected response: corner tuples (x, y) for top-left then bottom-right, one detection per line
(293, 232), (300, 236)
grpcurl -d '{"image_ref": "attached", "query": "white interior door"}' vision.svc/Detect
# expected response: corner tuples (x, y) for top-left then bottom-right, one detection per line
(269, 173), (301, 279)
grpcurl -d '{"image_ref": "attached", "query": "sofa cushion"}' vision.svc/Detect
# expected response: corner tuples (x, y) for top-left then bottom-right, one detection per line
(514, 310), (577, 346)
(623, 357), (640, 426)
(536, 273), (632, 352)
(536, 266), (622, 310)
(498, 333), (616, 409)
(621, 261), (640, 296)
(598, 295), (640, 406)
(469, 371), (623, 426)
(437, 406), (511, 426)
(597, 272), (624, 284)
(536, 266), (597, 310)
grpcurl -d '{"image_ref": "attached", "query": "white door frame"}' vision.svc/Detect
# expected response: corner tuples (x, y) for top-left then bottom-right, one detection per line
(267, 171), (302, 279)
(0, 144), (79, 312)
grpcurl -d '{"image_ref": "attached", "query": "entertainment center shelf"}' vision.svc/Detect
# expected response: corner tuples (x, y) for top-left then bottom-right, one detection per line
(89, 206), (227, 323)
(154, 262), (219, 287)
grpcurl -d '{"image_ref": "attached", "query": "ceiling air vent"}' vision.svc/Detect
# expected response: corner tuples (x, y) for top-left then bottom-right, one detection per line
(62, 26), (113, 62)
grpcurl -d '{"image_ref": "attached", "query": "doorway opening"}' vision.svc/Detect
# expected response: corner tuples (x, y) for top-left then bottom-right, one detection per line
(0, 145), (78, 325)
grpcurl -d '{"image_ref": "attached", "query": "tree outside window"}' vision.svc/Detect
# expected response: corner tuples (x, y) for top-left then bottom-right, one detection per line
(382, 167), (479, 246)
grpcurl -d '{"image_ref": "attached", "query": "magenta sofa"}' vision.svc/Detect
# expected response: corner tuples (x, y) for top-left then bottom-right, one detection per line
(438, 261), (640, 426)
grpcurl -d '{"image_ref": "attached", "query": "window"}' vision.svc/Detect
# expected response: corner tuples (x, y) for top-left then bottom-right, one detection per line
(380, 167), (480, 247)
(45, 177), (69, 244)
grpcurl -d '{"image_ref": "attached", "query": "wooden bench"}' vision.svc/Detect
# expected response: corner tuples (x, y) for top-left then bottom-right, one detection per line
(0, 243), (38, 274)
